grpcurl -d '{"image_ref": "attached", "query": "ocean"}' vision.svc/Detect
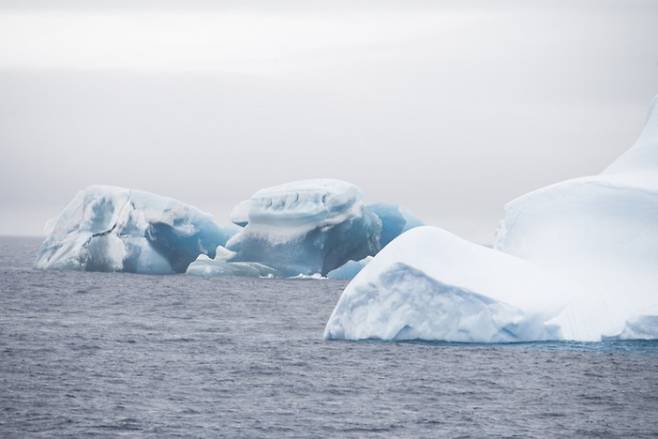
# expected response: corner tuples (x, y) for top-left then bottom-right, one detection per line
(1, 236), (657, 438)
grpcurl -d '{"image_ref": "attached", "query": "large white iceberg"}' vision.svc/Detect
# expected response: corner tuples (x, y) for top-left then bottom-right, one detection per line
(324, 227), (565, 342)
(35, 185), (238, 274)
(326, 95), (658, 342)
(496, 95), (658, 340)
(225, 179), (383, 276)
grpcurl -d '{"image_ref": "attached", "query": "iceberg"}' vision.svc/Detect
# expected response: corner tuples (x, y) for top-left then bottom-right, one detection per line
(608, 314), (658, 341)
(221, 180), (422, 278)
(186, 255), (278, 278)
(366, 203), (423, 247)
(324, 227), (565, 342)
(225, 179), (382, 276)
(186, 246), (279, 278)
(495, 95), (658, 339)
(326, 95), (658, 342)
(35, 185), (238, 274)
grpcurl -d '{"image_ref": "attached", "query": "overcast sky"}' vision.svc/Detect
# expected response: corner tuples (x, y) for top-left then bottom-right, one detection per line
(1, 0), (657, 242)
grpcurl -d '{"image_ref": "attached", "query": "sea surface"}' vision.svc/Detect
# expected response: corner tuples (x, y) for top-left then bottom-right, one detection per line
(1, 236), (658, 438)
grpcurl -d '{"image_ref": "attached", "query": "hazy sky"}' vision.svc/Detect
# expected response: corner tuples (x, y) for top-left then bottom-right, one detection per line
(1, 0), (657, 242)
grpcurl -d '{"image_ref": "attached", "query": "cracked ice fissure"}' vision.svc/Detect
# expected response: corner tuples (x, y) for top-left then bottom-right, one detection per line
(2, 236), (658, 438)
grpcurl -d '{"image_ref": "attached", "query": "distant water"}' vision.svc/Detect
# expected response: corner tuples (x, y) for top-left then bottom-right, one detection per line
(1, 236), (658, 438)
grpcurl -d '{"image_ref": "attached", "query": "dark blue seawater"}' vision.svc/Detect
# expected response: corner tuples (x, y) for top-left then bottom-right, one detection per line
(1, 236), (658, 438)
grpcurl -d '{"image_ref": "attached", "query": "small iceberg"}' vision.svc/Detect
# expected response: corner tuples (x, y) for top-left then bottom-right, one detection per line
(224, 179), (412, 277)
(186, 246), (279, 278)
(35, 185), (238, 274)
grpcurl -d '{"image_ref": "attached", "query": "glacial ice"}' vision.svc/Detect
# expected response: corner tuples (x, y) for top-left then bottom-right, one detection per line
(326, 95), (658, 342)
(324, 227), (564, 342)
(225, 179), (383, 277)
(326, 256), (372, 280)
(186, 246), (279, 278)
(37, 179), (421, 279)
(496, 95), (658, 340)
(35, 185), (238, 274)
(609, 314), (658, 340)
(366, 203), (423, 247)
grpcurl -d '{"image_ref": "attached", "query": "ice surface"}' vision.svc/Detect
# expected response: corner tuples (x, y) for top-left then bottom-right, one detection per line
(495, 95), (658, 340)
(224, 180), (423, 277)
(35, 185), (238, 274)
(366, 203), (423, 247)
(186, 256), (279, 278)
(226, 179), (382, 276)
(326, 256), (372, 280)
(324, 227), (565, 342)
(326, 96), (658, 342)
(186, 246), (278, 278)
(609, 314), (658, 340)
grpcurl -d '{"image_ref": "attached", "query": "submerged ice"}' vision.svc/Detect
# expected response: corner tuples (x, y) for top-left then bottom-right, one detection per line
(326, 95), (658, 342)
(35, 186), (238, 274)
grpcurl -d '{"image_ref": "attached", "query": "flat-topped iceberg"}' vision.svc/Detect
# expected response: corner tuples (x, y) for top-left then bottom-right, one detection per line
(225, 179), (383, 276)
(35, 185), (238, 274)
(324, 227), (565, 342)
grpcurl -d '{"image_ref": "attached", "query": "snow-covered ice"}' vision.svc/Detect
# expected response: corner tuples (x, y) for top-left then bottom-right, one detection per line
(609, 314), (658, 340)
(35, 185), (238, 274)
(324, 227), (565, 342)
(225, 179), (382, 276)
(326, 95), (658, 342)
(496, 95), (658, 340)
